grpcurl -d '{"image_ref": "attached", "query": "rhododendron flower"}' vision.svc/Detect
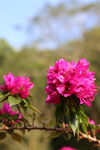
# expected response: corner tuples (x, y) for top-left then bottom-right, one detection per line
(59, 146), (76, 150)
(0, 102), (22, 126)
(0, 73), (34, 98)
(45, 58), (98, 106)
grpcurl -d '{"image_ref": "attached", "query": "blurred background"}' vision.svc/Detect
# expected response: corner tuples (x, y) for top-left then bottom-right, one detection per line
(0, 0), (100, 149)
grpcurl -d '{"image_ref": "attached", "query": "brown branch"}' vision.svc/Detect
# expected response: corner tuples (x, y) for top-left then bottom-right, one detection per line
(79, 131), (100, 145)
(0, 126), (100, 145)
(0, 126), (67, 132)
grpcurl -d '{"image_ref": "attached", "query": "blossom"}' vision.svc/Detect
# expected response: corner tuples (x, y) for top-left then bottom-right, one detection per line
(66, 124), (69, 127)
(88, 118), (100, 129)
(88, 118), (95, 125)
(45, 58), (98, 106)
(88, 118), (100, 133)
(59, 146), (76, 150)
(0, 73), (34, 98)
(0, 102), (22, 126)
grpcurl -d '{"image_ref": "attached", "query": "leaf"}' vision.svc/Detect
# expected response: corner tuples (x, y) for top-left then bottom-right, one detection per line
(76, 105), (88, 126)
(11, 133), (22, 143)
(22, 99), (28, 107)
(0, 92), (9, 99)
(79, 111), (88, 125)
(0, 132), (6, 140)
(47, 132), (62, 139)
(24, 98), (32, 105)
(55, 103), (62, 123)
(81, 123), (88, 137)
(29, 105), (41, 114)
(22, 99), (41, 114)
(20, 101), (28, 112)
(76, 124), (79, 141)
(0, 93), (5, 99)
(69, 113), (78, 135)
(0, 93), (10, 103)
(77, 105), (84, 113)
(8, 96), (22, 106)
(28, 94), (33, 99)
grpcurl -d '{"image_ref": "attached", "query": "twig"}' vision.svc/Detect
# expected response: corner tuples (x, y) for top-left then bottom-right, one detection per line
(79, 131), (100, 144)
(0, 126), (100, 145)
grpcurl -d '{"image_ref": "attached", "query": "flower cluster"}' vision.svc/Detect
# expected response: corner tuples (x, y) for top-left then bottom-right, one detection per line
(88, 118), (100, 133)
(59, 146), (76, 150)
(88, 118), (100, 126)
(0, 102), (22, 126)
(45, 58), (98, 106)
(88, 118), (95, 125)
(0, 73), (34, 98)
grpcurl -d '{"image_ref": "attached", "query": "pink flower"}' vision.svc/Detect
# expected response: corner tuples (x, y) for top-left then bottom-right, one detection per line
(66, 124), (69, 127)
(88, 118), (95, 125)
(59, 146), (76, 150)
(45, 59), (98, 106)
(18, 76), (34, 98)
(0, 73), (34, 98)
(88, 118), (100, 133)
(0, 102), (22, 126)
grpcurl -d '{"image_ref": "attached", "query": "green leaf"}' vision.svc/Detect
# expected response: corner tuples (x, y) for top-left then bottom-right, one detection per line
(8, 96), (22, 106)
(0, 92), (9, 99)
(29, 105), (41, 114)
(28, 94), (33, 99)
(0, 93), (5, 99)
(81, 123), (88, 136)
(24, 98), (32, 105)
(11, 133), (22, 143)
(47, 132), (62, 139)
(22, 98), (41, 114)
(0, 132), (6, 140)
(20, 101), (28, 112)
(69, 113), (78, 135)
(79, 111), (88, 125)
(55, 104), (62, 123)
(76, 124), (79, 141)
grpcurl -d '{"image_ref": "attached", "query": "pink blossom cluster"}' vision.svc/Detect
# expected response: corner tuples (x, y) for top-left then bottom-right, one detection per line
(0, 73), (34, 98)
(45, 58), (98, 106)
(0, 102), (22, 125)
(88, 118), (100, 133)
(88, 118), (95, 125)
(59, 146), (76, 150)
(88, 118), (100, 126)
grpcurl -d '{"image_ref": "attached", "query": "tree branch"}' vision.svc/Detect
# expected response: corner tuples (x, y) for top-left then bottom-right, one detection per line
(0, 126), (100, 145)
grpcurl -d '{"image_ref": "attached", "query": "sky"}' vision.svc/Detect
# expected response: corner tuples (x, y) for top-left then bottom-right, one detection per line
(0, 0), (61, 49)
(0, 0), (97, 49)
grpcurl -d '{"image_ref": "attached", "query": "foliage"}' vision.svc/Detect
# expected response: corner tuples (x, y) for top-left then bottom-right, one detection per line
(0, 1), (100, 150)
(0, 57), (99, 150)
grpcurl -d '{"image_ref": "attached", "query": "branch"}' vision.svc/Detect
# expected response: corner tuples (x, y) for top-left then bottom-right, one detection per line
(79, 131), (100, 145)
(1, 126), (100, 145)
